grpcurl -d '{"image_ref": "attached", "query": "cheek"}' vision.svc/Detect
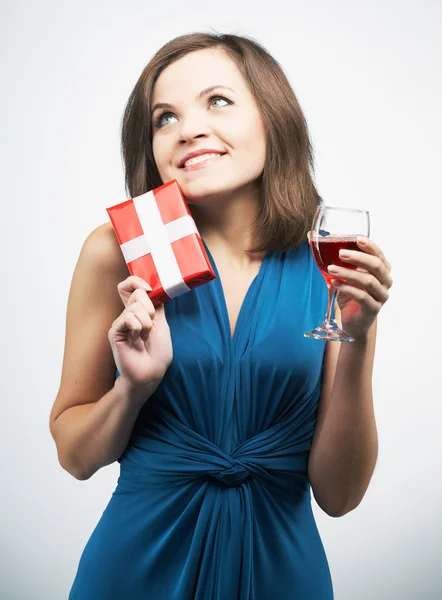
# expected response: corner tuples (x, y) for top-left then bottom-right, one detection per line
(152, 139), (161, 163)
(152, 138), (170, 176)
(243, 117), (267, 167)
(238, 112), (266, 153)
(252, 117), (267, 153)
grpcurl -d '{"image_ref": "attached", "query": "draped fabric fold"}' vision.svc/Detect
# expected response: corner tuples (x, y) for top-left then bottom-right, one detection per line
(69, 241), (334, 600)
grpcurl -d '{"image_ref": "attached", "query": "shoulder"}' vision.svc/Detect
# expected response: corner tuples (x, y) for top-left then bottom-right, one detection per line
(82, 222), (121, 261)
(283, 241), (311, 266)
(79, 222), (128, 279)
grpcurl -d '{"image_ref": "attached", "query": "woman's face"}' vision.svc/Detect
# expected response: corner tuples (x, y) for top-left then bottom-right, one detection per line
(151, 48), (266, 203)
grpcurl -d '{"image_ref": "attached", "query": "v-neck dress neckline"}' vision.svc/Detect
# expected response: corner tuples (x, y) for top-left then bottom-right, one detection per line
(202, 239), (272, 344)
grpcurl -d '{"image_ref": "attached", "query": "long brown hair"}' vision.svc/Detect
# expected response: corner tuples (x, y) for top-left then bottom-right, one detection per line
(121, 32), (322, 253)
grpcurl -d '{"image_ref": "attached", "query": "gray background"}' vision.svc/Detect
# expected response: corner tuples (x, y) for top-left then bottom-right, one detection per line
(1, 0), (441, 598)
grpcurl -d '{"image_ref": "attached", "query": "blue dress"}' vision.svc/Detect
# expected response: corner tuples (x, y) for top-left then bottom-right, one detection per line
(69, 240), (333, 599)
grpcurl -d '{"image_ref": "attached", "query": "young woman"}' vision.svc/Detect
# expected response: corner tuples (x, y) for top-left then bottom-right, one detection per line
(50, 32), (392, 599)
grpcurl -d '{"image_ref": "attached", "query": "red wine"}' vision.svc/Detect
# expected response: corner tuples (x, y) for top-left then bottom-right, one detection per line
(310, 236), (359, 284)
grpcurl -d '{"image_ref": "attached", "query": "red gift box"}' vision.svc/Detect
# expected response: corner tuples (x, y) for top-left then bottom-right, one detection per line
(106, 180), (216, 304)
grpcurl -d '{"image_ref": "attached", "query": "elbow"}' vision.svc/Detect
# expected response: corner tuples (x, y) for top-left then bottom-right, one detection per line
(60, 455), (95, 481)
(52, 439), (95, 481)
(315, 493), (364, 518)
(322, 503), (358, 518)
(311, 476), (365, 517)
(56, 451), (91, 480)
(66, 462), (93, 481)
(73, 471), (93, 481)
(309, 464), (373, 518)
(50, 418), (95, 481)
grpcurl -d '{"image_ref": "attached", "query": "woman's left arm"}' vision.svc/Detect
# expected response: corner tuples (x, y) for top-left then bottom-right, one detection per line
(308, 237), (393, 518)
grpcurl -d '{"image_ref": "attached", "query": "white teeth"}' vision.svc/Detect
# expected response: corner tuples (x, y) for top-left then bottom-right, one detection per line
(184, 153), (222, 167)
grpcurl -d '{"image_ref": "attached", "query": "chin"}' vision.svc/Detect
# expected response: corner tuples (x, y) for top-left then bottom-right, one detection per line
(181, 174), (263, 202)
(178, 178), (239, 203)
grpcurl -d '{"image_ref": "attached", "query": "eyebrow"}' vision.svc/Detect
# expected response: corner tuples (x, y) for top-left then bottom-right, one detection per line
(151, 85), (235, 114)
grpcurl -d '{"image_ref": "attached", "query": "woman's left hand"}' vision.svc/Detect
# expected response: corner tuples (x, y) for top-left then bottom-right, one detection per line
(327, 237), (393, 339)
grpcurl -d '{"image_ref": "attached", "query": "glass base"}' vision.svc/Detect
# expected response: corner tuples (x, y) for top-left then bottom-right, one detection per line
(304, 321), (355, 342)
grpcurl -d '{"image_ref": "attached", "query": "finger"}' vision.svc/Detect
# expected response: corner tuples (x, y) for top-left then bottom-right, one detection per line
(356, 237), (392, 273)
(110, 311), (142, 343)
(336, 250), (393, 289)
(328, 265), (390, 303)
(126, 288), (156, 319)
(125, 302), (154, 342)
(117, 276), (152, 307)
(331, 280), (382, 313)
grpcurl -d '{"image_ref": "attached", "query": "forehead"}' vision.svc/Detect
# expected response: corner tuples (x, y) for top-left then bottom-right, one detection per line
(152, 48), (248, 102)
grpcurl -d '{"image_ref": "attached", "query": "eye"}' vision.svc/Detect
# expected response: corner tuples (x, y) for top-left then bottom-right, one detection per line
(209, 95), (232, 108)
(155, 111), (177, 129)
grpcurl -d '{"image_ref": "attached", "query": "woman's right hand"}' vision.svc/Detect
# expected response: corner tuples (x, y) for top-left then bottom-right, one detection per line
(108, 276), (173, 394)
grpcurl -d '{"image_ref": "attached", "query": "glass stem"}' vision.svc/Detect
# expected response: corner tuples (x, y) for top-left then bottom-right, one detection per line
(324, 284), (338, 327)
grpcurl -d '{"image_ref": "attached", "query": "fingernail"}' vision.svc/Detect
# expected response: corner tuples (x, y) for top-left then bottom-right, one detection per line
(328, 265), (340, 274)
(357, 236), (368, 246)
(332, 279), (342, 287)
(339, 250), (350, 258)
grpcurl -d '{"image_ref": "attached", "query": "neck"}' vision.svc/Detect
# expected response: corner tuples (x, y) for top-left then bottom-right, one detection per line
(189, 183), (264, 265)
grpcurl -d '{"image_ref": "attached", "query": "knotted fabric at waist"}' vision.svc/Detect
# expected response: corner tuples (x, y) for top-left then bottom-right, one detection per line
(117, 410), (315, 492)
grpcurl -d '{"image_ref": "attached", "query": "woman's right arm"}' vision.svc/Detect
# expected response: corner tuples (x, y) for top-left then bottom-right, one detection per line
(49, 223), (172, 480)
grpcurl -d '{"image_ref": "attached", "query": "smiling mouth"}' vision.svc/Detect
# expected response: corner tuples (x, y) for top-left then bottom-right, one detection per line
(181, 153), (225, 170)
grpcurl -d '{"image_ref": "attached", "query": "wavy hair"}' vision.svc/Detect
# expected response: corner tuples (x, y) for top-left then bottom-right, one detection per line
(121, 32), (322, 253)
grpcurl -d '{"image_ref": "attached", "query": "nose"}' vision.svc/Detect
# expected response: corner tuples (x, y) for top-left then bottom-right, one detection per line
(178, 110), (210, 144)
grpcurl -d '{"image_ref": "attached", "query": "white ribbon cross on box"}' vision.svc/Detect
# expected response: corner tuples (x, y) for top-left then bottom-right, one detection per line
(120, 190), (199, 299)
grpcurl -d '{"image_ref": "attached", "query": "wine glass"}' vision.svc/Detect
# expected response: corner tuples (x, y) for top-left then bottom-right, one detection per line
(304, 205), (370, 342)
